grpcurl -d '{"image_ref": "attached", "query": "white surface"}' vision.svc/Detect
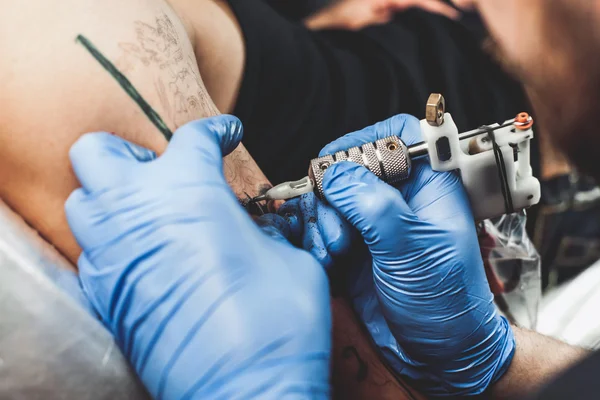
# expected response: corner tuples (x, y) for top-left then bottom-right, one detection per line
(538, 260), (600, 349)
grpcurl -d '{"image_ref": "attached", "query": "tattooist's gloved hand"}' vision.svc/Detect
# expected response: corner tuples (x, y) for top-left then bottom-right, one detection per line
(278, 193), (353, 269)
(65, 115), (331, 400)
(294, 114), (516, 396)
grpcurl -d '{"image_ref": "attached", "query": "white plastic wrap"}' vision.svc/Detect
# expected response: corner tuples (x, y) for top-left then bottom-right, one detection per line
(478, 211), (542, 329)
(0, 201), (149, 400)
(538, 260), (600, 349)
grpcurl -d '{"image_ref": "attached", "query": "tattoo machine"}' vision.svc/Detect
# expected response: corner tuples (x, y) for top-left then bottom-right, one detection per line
(250, 94), (541, 221)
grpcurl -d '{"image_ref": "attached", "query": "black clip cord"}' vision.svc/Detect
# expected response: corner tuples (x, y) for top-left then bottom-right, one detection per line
(486, 129), (514, 215)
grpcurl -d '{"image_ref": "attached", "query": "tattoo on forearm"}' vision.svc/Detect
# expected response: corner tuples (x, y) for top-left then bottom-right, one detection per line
(75, 35), (173, 142)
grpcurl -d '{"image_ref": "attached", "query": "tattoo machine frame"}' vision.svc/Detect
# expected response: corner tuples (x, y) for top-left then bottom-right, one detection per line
(252, 93), (541, 222)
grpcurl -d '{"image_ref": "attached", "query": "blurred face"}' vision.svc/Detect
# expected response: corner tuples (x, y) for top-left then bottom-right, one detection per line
(455, 0), (600, 181)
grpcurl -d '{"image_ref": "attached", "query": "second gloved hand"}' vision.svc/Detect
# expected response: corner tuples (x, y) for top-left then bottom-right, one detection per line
(65, 116), (331, 400)
(302, 114), (515, 396)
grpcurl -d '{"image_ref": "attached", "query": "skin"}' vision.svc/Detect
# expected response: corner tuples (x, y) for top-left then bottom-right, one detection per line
(304, 0), (458, 31)
(0, 0), (270, 265)
(0, 0), (419, 398)
(449, 0), (600, 397)
(493, 327), (589, 399)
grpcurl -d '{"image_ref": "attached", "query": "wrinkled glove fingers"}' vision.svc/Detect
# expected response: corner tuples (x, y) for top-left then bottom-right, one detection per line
(316, 203), (352, 258)
(323, 162), (419, 248)
(277, 198), (304, 244)
(162, 115), (243, 177)
(70, 133), (156, 193)
(255, 214), (292, 243)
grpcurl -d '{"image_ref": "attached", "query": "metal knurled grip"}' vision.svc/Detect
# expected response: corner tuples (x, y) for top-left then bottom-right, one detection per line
(309, 135), (411, 199)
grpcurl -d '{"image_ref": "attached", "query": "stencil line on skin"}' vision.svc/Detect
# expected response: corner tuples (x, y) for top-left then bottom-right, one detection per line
(75, 34), (174, 141)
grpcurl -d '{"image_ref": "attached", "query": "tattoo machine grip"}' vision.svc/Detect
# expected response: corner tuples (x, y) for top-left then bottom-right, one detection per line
(309, 136), (412, 199)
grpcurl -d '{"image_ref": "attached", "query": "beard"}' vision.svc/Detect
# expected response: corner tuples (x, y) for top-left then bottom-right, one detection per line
(482, 2), (600, 183)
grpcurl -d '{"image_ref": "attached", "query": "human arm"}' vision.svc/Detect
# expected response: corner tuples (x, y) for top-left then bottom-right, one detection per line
(0, 0), (270, 264)
(166, 0), (246, 115)
(304, 0), (458, 31)
(491, 327), (589, 399)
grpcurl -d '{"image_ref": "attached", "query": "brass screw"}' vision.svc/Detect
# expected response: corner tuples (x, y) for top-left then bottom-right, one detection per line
(426, 93), (446, 127)
(387, 142), (399, 151)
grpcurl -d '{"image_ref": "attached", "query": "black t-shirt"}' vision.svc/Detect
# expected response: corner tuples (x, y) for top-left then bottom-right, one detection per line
(264, 0), (328, 20)
(226, 0), (534, 184)
(530, 351), (600, 399)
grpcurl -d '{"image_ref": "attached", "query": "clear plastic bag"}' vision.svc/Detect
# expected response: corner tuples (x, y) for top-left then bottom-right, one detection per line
(478, 210), (542, 329)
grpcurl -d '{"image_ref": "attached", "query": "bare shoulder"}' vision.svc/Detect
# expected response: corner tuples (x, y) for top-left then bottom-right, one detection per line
(0, 0), (219, 261)
(0, 0), (216, 144)
(166, 0), (245, 113)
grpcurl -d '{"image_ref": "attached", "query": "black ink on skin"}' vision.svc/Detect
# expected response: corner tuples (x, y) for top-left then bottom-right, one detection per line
(75, 35), (174, 142)
(242, 192), (266, 216)
(243, 184), (276, 216)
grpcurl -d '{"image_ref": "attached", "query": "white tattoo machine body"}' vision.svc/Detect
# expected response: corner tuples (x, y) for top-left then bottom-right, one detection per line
(251, 94), (541, 221)
(416, 94), (540, 220)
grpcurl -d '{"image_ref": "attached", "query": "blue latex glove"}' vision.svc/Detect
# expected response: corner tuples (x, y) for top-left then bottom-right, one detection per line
(278, 193), (352, 269)
(291, 114), (515, 396)
(65, 115), (331, 400)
